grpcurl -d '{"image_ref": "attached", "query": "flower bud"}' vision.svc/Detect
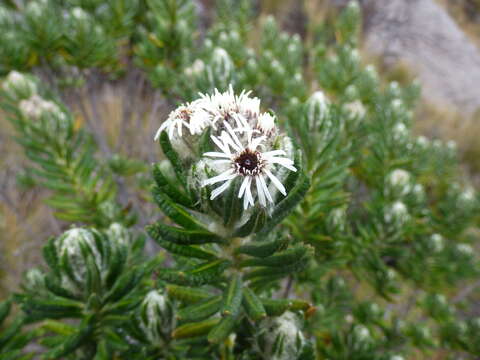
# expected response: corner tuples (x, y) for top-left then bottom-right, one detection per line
(429, 234), (444, 252)
(23, 268), (46, 294)
(262, 311), (306, 360)
(353, 325), (371, 342)
(386, 169), (411, 196)
(384, 201), (409, 225)
(139, 290), (174, 344)
(212, 47), (233, 80)
(307, 91), (329, 128)
(106, 222), (131, 247)
(2, 71), (38, 101)
(344, 100), (366, 119)
(56, 228), (104, 286)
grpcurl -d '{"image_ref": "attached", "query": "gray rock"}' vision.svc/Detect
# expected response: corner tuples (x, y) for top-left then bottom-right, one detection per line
(359, 0), (480, 114)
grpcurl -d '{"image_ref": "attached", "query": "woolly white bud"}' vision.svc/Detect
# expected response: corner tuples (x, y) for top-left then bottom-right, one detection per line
(457, 243), (473, 256)
(56, 228), (103, 287)
(365, 64), (378, 81)
(140, 290), (170, 343)
(257, 112), (276, 135)
(344, 100), (366, 118)
(354, 325), (371, 342)
(307, 91), (329, 126)
(2, 71), (38, 101)
(416, 136), (429, 148)
(387, 169), (411, 192)
(106, 222), (131, 247)
(184, 59), (205, 77)
(71, 7), (89, 21)
(23, 268), (46, 293)
(430, 234), (444, 252)
(393, 122), (408, 142)
(385, 201), (409, 225)
(212, 47), (233, 74)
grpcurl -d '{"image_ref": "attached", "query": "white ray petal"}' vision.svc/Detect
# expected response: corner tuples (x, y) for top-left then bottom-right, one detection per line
(203, 152), (231, 158)
(259, 175), (273, 203)
(243, 189), (249, 209)
(255, 176), (266, 207)
(211, 135), (230, 155)
(238, 176), (251, 198)
(245, 184), (254, 209)
(202, 169), (236, 186)
(263, 149), (287, 157)
(265, 169), (286, 196)
(224, 122), (244, 150)
(211, 179), (233, 200)
(269, 157), (297, 171)
(249, 136), (266, 150)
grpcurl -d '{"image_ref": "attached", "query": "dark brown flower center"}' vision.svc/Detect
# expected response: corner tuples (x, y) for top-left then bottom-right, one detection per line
(234, 149), (262, 176)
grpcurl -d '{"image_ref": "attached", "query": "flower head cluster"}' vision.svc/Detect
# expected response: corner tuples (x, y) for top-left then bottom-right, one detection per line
(155, 86), (297, 209)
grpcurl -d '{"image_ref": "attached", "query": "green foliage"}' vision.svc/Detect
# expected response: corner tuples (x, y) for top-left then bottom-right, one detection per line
(0, 1), (479, 359)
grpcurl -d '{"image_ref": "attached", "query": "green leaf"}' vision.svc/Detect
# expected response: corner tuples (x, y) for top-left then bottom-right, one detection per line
(207, 315), (237, 344)
(240, 245), (312, 267)
(147, 223), (225, 245)
(244, 256), (309, 280)
(166, 285), (212, 303)
(221, 274), (243, 316)
(22, 298), (83, 319)
(41, 315), (94, 359)
(152, 188), (205, 229)
(261, 298), (313, 316)
(177, 296), (222, 322)
(172, 318), (220, 339)
(0, 300), (12, 324)
(152, 163), (192, 206)
(153, 237), (218, 261)
(233, 208), (267, 237)
(257, 171), (310, 237)
(159, 260), (231, 286)
(235, 236), (289, 258)
(159, 131), (187, 188)
(242, 288), (267, 321)
(223, 177), (243, 226)
(103, 267), (143, 303)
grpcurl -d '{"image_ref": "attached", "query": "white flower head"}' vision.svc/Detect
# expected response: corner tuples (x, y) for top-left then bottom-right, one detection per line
(202, 123), (296, 209)
(256, 112), (276, 135)
(19, 94), (65, 120)
(195, 85), (261, 131)
(154, 100), (205, 141)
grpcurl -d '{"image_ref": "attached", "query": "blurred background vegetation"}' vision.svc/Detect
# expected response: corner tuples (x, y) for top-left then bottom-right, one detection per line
(2, 0), (480, 327)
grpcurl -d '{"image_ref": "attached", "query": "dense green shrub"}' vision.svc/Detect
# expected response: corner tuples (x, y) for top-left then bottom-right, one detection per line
(0, 1), (479, 359)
